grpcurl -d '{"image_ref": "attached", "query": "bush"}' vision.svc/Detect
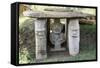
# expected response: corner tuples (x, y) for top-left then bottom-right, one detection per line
(19, 19), (35, 63)
(80, 24), (96, 51)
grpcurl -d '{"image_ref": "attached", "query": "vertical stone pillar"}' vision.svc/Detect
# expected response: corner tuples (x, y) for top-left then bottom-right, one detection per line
(68, 19), (80, 56)
(35, 18), (47, 60)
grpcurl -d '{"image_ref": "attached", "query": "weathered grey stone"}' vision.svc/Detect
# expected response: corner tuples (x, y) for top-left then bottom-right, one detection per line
(35, 18), (47, 60)
(68, 19), (80, 56)
(21, 8), (96, 60)
(23, 11), (94, 18)
(50, 19), (65, 51)
(44, 8), (73, 12)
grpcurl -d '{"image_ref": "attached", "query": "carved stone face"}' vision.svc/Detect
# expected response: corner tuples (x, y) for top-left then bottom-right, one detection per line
(51, 22), (63, 33)
(50, 22), (65, 50)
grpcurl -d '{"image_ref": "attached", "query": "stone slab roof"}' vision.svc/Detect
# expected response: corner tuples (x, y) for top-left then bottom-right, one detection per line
(23, 10), (94, 18)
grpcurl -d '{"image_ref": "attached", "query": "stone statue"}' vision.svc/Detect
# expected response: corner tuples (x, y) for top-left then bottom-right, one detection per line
(50, 19), (65, 51)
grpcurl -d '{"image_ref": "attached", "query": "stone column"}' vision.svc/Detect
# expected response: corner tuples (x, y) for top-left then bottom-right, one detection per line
(68, 19), (80, 56)
(35, 18), (47, 60)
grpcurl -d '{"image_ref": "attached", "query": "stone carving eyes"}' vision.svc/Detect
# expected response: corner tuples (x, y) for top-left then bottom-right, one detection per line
(72, 29), (79, 38)
(72, 36), (78, 38)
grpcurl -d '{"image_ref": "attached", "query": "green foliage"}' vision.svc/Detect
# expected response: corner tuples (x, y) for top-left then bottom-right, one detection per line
(80, 24), (96, 47)
(19, 19), (35, 64)
(19, 48), (30, 64)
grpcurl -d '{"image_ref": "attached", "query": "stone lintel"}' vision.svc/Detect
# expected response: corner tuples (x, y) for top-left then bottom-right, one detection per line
(23, 11), (93, 18)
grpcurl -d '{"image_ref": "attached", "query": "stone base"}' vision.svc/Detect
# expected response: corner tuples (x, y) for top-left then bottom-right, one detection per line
(50, 47), (66, 51)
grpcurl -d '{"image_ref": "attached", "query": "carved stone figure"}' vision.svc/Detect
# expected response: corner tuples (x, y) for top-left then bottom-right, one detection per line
(68, 19), (80, 56)
(50, 19), (65, 51)
(35, 18), (47, 60)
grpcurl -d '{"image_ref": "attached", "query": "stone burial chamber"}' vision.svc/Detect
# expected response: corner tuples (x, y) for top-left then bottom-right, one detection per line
(23, 10), (93, 60)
